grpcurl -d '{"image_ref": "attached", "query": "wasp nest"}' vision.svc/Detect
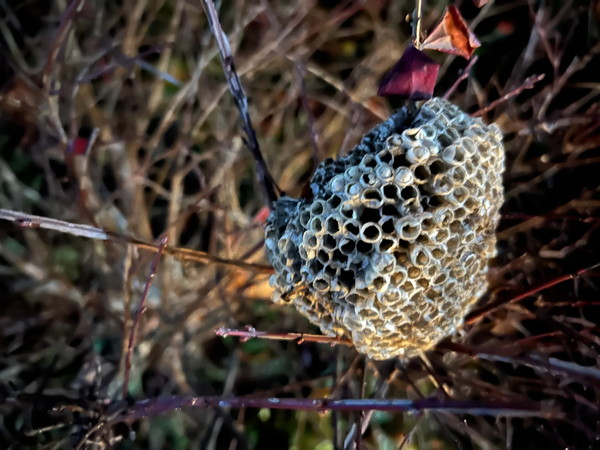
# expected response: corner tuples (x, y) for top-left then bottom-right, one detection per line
(265, 98), (504, 360)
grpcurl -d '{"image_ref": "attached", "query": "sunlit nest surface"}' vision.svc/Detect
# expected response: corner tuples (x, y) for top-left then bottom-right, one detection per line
(265, 98), (505, 360)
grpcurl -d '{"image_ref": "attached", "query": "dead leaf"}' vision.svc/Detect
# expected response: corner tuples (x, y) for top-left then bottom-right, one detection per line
(473, 0), (492, 7)
(377, 45), (440, 100)
(421, 6), (481, 59)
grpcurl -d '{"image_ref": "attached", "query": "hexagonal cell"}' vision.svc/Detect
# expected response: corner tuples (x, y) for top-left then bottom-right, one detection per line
(265, 97), (504, 361)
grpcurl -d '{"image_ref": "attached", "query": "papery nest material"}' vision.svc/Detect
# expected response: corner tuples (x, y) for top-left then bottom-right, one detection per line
(265, 98), (504, 360)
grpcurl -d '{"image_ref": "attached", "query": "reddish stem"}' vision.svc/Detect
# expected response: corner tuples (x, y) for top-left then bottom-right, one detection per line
(216, 326), (353, 346)
(472, 74), (545, 117)
(467, 261), (600, 325)
(122, 236), (168, 399)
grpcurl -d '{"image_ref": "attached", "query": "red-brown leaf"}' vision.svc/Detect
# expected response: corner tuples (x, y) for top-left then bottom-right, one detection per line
(421, 6), (481, 59)
(377, 45), (440, 100)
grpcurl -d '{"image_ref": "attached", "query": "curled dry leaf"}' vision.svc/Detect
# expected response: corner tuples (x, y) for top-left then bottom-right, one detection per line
(421, 5), (481, 59)
(377, 45), (440, 100)
(473, 0), (492, 7)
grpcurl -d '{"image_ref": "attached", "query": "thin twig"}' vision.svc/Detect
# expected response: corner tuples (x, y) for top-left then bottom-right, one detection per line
(0, 208), (272, 273)
(108, 395), (558, 425)
(200, 0), (280, 206)
(466, 261), (600, 324)
(502, 212), (600, 224)
(122, 236), (168, 399)
(43, 0), (86, 92)
(443, 56), (478, 100)
(0, 208), (110, 239)
(472, 73), (545, 117)
(343, 363), (400, 449)
(442, 342), (600, 384)
(295, 62), (323, 167)
(215, 326), (353, 347)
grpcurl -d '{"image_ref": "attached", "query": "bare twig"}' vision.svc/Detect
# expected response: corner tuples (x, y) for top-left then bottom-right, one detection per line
(215, 326), (353, 347)
(466, 261), (600, 324)
(295, 62), (323, 167)
(472, 73), (545, 117)
(442, 342), (600, 384)
(444, 56), (478, 100)
(107, 395), (558, 425)
(200, 0), (280, 206)
(0, 208), (272, 273)
(42, 0), (86, 92)
(122, 236), (168, 399)
(343, 364), (401, 448)
(300, 60), (388, 121)
(502, 212), (600, 224)
(0, 208), (110, 239)
(536, 41), (600, 121)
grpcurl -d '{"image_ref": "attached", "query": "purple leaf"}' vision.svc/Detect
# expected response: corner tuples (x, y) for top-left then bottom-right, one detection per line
(377, 45), (440, 100)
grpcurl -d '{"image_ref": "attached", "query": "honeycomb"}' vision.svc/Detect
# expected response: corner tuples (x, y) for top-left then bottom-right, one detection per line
(265, 98), (505, 360)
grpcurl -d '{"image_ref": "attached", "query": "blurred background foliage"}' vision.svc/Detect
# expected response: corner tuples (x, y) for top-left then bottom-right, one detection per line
(1, 0), (600, 448)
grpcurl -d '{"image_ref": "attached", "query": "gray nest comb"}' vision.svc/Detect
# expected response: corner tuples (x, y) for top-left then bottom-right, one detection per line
(265, 98), (505, 360)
